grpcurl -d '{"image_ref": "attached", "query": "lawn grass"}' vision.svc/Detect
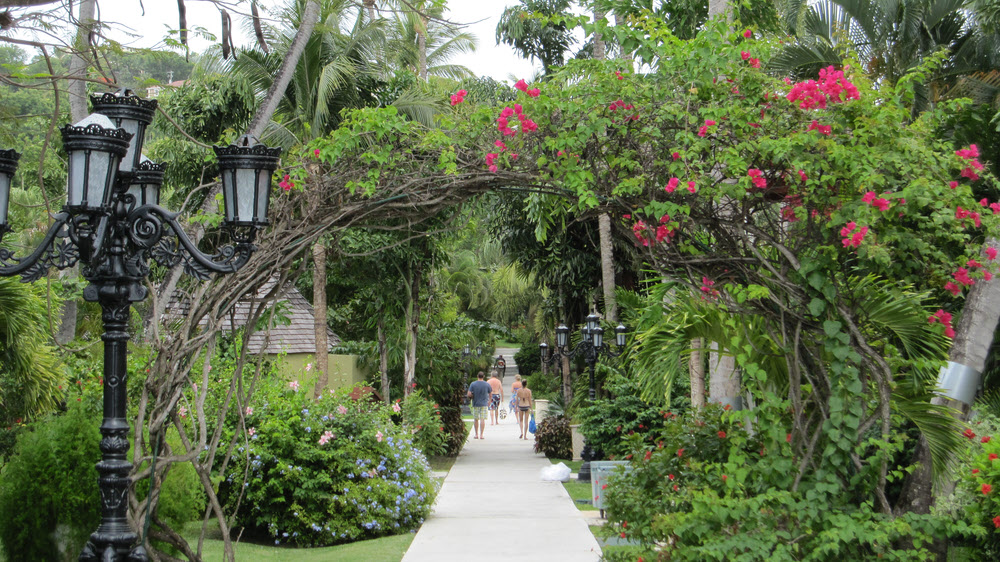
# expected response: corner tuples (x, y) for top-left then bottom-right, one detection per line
(562, 479), (599, 511)
(428, 454), (458, 473)
(176, 523), (415, 561)
(495, 340), (521, 349)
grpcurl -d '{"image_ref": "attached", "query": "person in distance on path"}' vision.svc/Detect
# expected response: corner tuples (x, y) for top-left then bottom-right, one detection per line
(467, 371), (492, 439)
(515, 379), (533, 439)
(487, 370), (504, 425)
(510, 374), (523, 426)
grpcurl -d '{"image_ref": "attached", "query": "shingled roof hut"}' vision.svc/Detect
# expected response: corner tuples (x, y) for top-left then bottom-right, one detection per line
(165, 280), (365, 390)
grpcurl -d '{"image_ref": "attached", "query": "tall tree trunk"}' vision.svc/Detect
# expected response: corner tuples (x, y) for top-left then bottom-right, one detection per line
(364, 0), (376, 21)
(709, 342), (740, 409)
(403, 260), (422, 395)
(417, 17), (428, 81)
(311, 241), (329, 399)
(247, 0), (322, 138)
(561, 354), (572, 406)
(593, 9), (606, 61)
(690, 338), (705, 408)
(149, 0), (322, 330)
(708, 0), (728, 18)
(598, 213), (617, 322)
(378, 315), (389, 403)
(896, 239), (1000, 515)
(56, 0), (95, 345)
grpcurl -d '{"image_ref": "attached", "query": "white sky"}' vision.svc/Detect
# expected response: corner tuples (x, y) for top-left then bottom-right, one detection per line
(109, 0), (543, 84)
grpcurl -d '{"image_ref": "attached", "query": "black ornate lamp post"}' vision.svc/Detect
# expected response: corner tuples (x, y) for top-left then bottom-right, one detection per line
(540, 312), (627, 482)
(0, 89), (280, 561)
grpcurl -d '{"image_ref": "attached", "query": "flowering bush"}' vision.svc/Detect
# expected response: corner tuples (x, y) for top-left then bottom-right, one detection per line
(600, 405), (973, 558)
(958, 418), (1000, 556)
(576, 373), (670, 459)
(218, 381), (437, 546)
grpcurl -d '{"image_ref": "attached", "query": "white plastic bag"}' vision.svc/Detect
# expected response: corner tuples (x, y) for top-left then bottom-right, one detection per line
(540, 462), (572, 482)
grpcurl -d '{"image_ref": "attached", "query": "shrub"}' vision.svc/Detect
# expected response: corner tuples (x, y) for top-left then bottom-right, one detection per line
(219, 381), (438, 547)
(398, 391), (448, 457)
(534, 414), (572, 459)
(513, 344), (540, 379)
(0, 400), (101, 561)
(957, 419), (1000, 557)
(577, 373), (670, 460)
(600, 405), (974, 559)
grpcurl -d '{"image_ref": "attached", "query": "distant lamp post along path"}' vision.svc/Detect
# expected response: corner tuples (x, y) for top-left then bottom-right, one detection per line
(540, 312), (627, 482)
(0, 89), (281, 562)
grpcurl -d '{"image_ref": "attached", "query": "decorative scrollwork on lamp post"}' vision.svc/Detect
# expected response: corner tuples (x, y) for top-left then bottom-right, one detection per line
(540, 313), (628, 482)
(0, 89), (281, 562)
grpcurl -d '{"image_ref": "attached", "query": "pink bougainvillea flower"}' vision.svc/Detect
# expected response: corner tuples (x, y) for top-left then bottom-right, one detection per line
(496, 116), (509, 129)
(982, 436), (992, 443)
(956, 144), (980, 159)
(722, 474), (728, 481)
(672, 151), (680, 160)
(743, 29), (752, 39)
(987, 247), (998, 260)
(449, 89), (467, 105)
(807, 120), (832, 135)
(665, 177), (680, 193)
(741, 51), (750, 60)
(698, 125), (708, 137)
(798, 170), (808, 182)
(677, 448), (685, 457)
(747, 168), (767, 188)
(748, 122), (760, 128)
(513, 103), (523, 114)
(705, 119), (717, 126)
(968, 259), (983, 268)
(994, 515), (1000, 529)
(975, 468), (981, 475)
(527, 88), (540, 97)
(655, 224), (674, 243)
(313, 148), (321, 156)
(485, 153), (498, 167)
(954, 267), (975, 286)
(687, 181), (697, 193)
(964, 428), (977, 439)
(495, 140), (507, 151)
(488, 164), (498, 173)
(984, 483), (993, 495)
(949, 181), (959, 189)
(786, 66), (860, 109)
(668, 474), (675, 480)
(862, 191), (876, 203)
(514, 79), (528, 92)
(643, 450), (652, 461)
(944, 281), (961, 296)
(614, 70), (624, 80)
(749, 58), (761, 68)
(992, 453), (1000, 461)
(718, 431), (726, 439)
(872, 198), (890, 211)
(500, 106), (514, 118)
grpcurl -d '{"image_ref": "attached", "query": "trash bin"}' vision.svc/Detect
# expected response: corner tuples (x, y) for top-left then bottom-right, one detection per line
(591, 460), (631, 518)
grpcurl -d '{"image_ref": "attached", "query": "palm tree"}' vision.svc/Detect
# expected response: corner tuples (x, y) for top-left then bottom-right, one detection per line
(771, 0), (1000, 112)
(388, 3), (477, 81)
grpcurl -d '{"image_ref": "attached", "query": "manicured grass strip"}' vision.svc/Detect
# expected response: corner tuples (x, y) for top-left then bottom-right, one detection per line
(428, 454), (457, 473)
(562, 479), (599, 511)
(549, 457), (584, 473)
(178, 528), (415, 561)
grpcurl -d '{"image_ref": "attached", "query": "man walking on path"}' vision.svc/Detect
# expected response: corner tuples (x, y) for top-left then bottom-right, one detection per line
(487, 370), (504, 425)
(467, 371), (491, 439)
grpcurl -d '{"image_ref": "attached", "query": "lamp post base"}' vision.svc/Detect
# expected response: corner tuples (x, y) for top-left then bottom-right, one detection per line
(578, 441), (596, 483)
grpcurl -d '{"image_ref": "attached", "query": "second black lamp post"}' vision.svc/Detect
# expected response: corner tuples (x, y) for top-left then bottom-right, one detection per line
(540, 313), (627, 482)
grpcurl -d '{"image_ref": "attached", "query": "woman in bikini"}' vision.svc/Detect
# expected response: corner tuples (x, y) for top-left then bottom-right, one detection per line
(515, 379), (533, 439)
(510, 374), (523, 425)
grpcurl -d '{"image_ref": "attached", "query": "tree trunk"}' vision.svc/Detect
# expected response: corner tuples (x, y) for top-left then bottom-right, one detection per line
(247, 0), (322, 138)
(690, 338), (705, 408)
(593, 9), (606, 61)
(708, 0), (728, 18)
(417, 17), (428, 81)
(67, 0), (94, 122)
(148, 0), (322, 330)
(403, 260), (422, 395)
(598, 213), (617, 322)
(896, 239), (1000, 515)
(561, 354), (572, 406)
(364, 0), (376, 21)
(378, 315), (389, 403)
(56, 0), (94, 345)
(709, 342), (740, 409)
(311, 241), (329, 399)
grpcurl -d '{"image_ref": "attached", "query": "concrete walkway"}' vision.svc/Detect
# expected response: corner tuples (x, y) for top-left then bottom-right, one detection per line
(403, 350), (602, 562)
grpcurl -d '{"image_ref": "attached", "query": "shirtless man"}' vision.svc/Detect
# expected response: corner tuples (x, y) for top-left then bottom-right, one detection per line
(487, 370), (504, 425)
